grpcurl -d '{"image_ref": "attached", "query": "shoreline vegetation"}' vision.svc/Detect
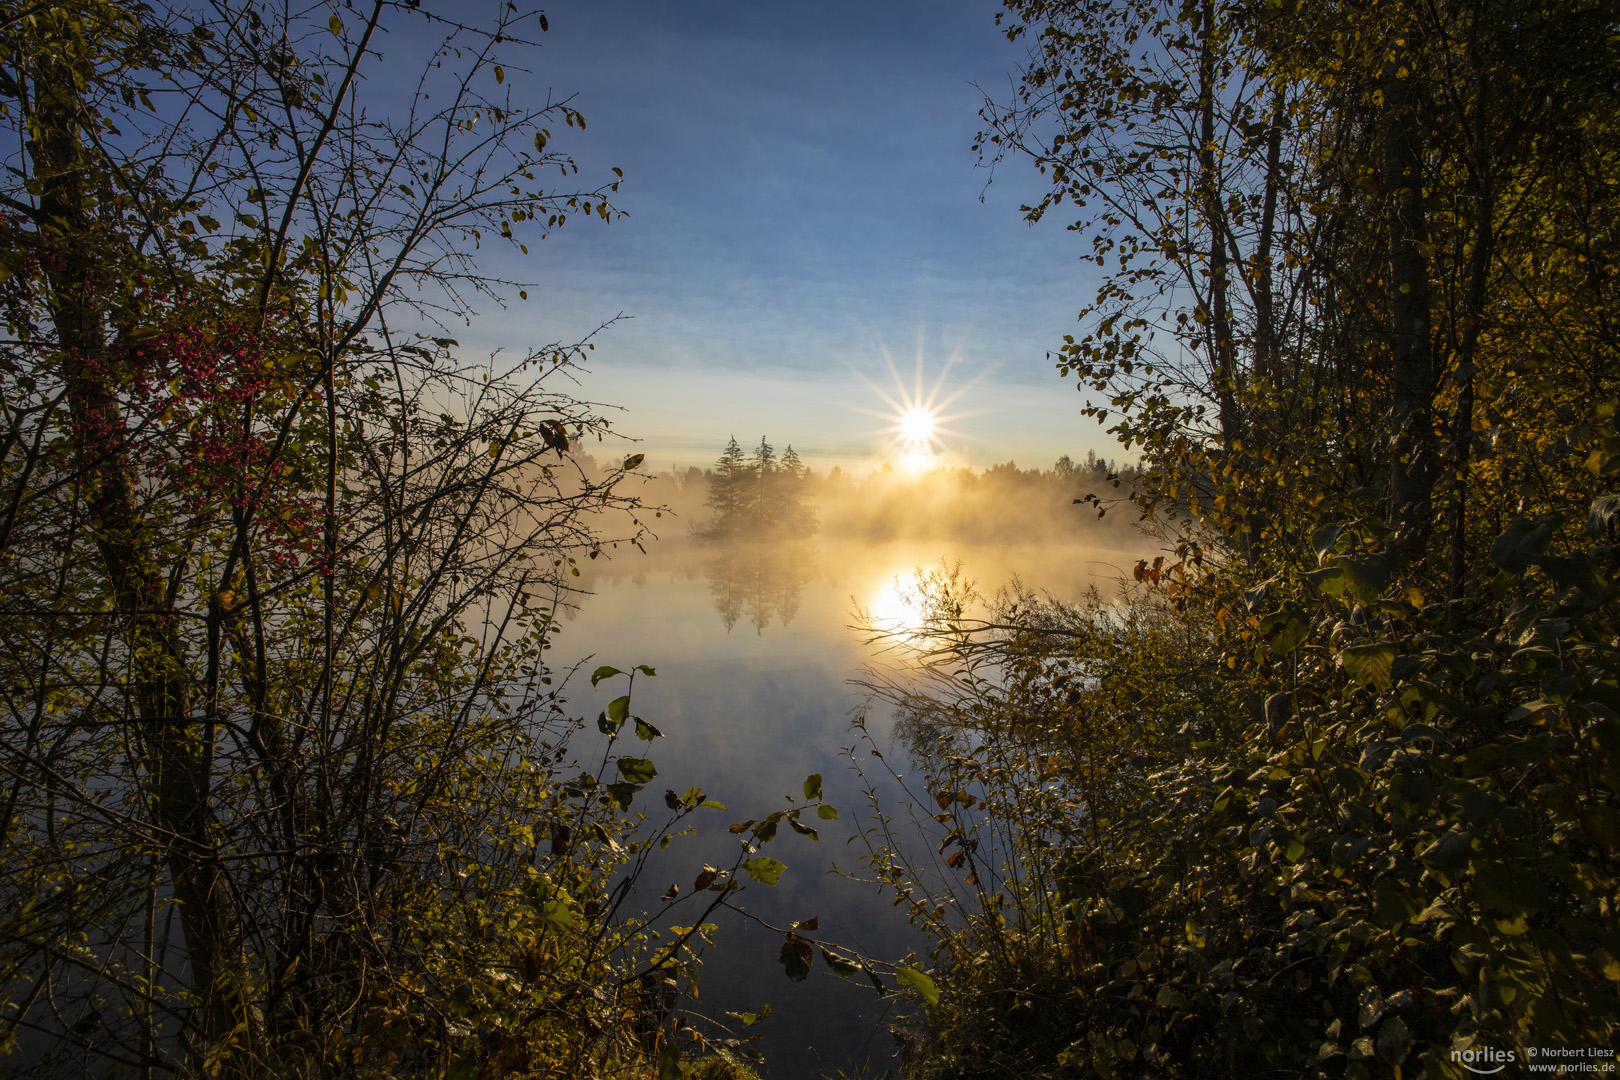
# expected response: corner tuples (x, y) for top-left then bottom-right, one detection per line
(838, 0), (1620, 1075)
(0, 5), (861, 1078)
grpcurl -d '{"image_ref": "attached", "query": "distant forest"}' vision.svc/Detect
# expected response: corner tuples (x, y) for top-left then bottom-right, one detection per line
(674, 443), (1142, 547)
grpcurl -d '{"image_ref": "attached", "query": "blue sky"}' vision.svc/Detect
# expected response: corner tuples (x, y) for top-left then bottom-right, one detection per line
(467, 0), (1111, 472)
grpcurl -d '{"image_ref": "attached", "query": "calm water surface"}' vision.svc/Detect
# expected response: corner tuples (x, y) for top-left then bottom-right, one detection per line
(557, 535), (1138, 1079)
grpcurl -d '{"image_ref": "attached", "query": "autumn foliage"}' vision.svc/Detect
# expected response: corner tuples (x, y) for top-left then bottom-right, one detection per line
(858, 0), (1620, 1075)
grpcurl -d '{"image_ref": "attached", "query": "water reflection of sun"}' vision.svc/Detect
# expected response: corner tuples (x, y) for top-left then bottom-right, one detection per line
(868, 575), (927, 637)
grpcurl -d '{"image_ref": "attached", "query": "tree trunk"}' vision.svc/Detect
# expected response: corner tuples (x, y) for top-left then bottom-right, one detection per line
(1253, 92), (1286, 384)
(1384, 28), (1437, 554)
(26, 40), (259, 1074)
(1201, 0), (1237, 455)
(1448, 10), (1495, 615)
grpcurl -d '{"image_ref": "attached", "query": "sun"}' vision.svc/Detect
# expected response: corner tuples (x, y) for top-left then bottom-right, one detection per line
(852, 345), (981, 471)
(900, 407), (935, 445)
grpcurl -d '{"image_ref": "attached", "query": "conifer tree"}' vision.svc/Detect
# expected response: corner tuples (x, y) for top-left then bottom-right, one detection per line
(777, 445), (816, 535)
(700, 436), (751, 539)
(750, 437), (778, 527)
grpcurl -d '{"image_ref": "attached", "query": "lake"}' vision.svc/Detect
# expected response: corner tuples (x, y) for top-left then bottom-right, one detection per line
(557, 516), (1143, 1079)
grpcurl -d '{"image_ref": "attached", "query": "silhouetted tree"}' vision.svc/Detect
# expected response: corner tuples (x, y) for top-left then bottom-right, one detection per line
(695, 436), (815, 540)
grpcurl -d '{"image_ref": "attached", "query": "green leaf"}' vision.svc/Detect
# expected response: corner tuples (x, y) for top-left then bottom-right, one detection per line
(1419, 827), (1475, 873)
(657, 1043), (679, 1080)
(778, 935), (813, 981)
(1375, 1016), (1411, 1069)
(634, 717), (663, 741)
(1582, 804), (1620, 850)
(617, 757), (657, 784)
(895, 966), (939, 1005)
(742, 857), (787, 886)
(328, 14), (343, 36)
(1473, 862), (1549, 916)
(816, 804), (840, 820)
(1305, 564), (1347, 595)
(1311, 523), (1345, 562)
(1373, 877), (1420, 925)
(494, 65), (505, 85)
(787, 816), (819, 841)
(726, 1003), (772, 1026)
(606, 782), (640, 810)
(698, 799), (728, 810)
(623, 453), (645, 470)
(542, 897), (575, 931)
(635, 664), (657, 676)
(803, 773), (823, 802)
(1341, 643), (1396, 691)
(607, 696), (630, 725)
(1260, 608), (1309, 656)
(1340, 554), (1397, 603)
(447, 1052), (479, 1080)
(1331, 833), (1372, 866)
(591, 665), (623, 687)
(1489, 517), (1555, 574)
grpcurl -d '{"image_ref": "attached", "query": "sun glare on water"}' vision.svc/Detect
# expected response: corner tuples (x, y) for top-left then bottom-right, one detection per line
(868, 575), (927, 638)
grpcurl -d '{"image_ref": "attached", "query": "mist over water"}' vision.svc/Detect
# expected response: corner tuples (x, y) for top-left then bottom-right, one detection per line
(549, 457), (1148, 1079)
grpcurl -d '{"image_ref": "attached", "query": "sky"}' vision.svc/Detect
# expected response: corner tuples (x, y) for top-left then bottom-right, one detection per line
(457, 0), (1112, 473)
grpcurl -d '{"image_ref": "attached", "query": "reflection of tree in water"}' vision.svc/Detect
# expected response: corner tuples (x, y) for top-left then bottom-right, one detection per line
(706, 539), (815, 634)
(694, 435), (819, 632)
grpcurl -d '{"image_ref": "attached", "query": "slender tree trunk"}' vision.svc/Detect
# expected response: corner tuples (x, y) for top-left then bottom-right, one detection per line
(1201, 0), (1237, 454)
(1448, 16), (1494, 614)
(1384, 27), (1437, 553)
(1253, 92), (1286, 384)
(1198, 0), (1254, 562)
(26, 42), (259, 1074)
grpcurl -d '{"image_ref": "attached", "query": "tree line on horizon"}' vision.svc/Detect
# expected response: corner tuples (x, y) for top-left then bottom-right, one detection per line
(678, 441), (1144, 549)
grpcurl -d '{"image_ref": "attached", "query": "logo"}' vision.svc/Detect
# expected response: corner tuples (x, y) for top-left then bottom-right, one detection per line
(1453, 1046), (1519, 1075)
